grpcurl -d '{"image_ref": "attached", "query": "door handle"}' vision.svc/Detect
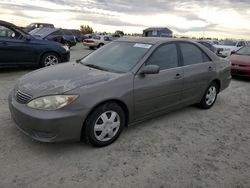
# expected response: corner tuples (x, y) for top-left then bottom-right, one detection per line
(174, 73), (182, 79)
(208, 66), (213, 71)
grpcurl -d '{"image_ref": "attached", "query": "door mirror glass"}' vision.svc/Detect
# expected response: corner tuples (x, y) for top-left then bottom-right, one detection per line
(140, 65), (160, 75)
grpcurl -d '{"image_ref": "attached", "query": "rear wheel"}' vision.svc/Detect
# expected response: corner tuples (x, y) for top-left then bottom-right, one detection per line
(83, 102), (125, 147)
(98, 43), (104, 48)
(40, 52), (61, 67)
(199, 82), (218, 109)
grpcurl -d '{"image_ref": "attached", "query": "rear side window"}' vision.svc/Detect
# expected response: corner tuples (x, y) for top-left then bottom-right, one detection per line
(146, 43), (178, 70)
(180, 43), (211, 66)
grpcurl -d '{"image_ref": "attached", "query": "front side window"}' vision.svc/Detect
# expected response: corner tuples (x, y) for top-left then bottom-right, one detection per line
(146, 43), (178, 70)
(180, 43), (211, 66)
(0, 25), (22, 40)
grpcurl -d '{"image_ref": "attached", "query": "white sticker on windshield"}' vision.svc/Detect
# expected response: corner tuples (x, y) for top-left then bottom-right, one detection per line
(133, 43), (152, 49)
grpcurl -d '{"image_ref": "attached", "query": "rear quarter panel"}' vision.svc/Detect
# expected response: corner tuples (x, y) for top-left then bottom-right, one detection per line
(215, 58), (232, 92)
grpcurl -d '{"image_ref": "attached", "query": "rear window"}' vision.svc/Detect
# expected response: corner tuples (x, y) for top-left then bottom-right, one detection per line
(93, 36), (101, 40)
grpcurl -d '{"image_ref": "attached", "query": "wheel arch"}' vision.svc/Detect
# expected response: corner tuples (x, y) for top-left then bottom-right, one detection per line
(212, 79), (221, 93)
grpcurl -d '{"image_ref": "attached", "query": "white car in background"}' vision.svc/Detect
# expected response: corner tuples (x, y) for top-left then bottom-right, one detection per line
(214, 40), (248, 57)
(83, 35), (113, 49)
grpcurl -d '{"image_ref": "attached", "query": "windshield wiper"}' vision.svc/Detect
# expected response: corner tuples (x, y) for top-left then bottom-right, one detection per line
(83, 63), (107, 71)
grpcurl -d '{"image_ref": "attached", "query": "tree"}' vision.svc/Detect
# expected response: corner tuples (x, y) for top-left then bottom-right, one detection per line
(115, 30), (124, 36)
(80, 25), (94, 34)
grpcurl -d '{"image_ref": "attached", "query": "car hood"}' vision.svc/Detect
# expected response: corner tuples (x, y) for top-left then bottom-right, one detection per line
(230, 54), (250, 65)
(17, 62), (121, 97)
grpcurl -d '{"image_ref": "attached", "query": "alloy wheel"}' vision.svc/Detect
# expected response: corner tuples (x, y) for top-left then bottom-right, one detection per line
(44, 55), (59, 66)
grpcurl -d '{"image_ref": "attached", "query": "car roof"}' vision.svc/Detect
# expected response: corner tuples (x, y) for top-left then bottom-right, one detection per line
(0, 20), (17, 28)
(116, 36), (196, 45)
(29, 23), (54, 25)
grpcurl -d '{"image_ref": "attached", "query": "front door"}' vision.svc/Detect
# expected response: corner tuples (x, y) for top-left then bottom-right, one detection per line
(0, 25), (36, 65)
(133, 43), (183, 119)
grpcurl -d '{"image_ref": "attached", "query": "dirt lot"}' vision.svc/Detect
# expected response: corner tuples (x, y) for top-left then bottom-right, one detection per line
(0, 44), (249, 188)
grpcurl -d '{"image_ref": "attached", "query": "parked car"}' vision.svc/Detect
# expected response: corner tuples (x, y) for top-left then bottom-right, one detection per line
(197, 40), (217, 54)
(230, 46), (250, 77)
(24, 23), (54, 32)
(0, 20), (70, 67)
(30, 28), (77, 48)
(214, 40), (248, 57)
(83, 35), (113, 49)
(69, 29), (87, 42)
(9, 37), (231, 147)
(111, 34), (121, 41)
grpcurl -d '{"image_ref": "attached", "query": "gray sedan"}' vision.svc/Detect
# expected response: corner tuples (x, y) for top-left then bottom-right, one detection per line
(9, 37), (231, 147)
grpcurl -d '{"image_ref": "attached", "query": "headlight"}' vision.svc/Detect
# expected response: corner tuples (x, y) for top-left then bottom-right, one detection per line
(27, 95), (78, 110)
(62, 45), (69, 51)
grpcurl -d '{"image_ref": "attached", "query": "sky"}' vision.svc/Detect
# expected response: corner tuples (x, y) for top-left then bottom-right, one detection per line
(1, 0), (250, 39)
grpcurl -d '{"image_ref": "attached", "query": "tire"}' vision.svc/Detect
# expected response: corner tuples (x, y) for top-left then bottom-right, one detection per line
(98, 43), (104, 48)
(83, 102), (125, 147)
(40, 52), (61, 67)
(89, 46), (95, 50)
(199, 82), (218, 109)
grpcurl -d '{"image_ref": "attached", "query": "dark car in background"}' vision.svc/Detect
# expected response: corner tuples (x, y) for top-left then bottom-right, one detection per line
(69, 29), (87, 42)
(30, 28), (77, 48)
(0, 20), (70, 67)
(24, 23), (54, 32)
(230, 46), (250, 77)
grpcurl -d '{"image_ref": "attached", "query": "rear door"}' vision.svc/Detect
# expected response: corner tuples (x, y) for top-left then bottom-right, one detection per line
(178, 42), (217, 105)
(133, 43), (184, 119)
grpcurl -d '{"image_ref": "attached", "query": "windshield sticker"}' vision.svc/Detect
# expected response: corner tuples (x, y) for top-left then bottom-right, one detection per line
(133, 43), (152, 49)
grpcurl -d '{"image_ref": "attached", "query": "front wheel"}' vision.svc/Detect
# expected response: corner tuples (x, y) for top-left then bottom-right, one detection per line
(199, 82), (218, 109)
(40, 52), (61, 67)
(83, 103), (125, 147)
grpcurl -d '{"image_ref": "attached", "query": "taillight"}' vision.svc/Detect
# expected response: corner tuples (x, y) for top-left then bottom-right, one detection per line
(84, 39), (94, 43)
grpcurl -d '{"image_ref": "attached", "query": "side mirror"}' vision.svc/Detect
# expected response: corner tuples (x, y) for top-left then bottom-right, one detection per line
(25, 35), (31, 41)
(230, 51), (236, 55)
(140, 65), (160, 75)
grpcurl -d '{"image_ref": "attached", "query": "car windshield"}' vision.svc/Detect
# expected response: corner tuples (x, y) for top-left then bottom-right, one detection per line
(235, 46), (250, 56)
(81, 42), (152, 73)
(219, 40), (237, 46)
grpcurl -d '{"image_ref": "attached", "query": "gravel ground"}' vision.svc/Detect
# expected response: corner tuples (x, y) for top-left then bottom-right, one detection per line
(0, 44), (249, 188)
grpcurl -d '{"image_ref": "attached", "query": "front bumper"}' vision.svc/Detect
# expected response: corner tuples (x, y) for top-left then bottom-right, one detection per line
(61, 52), (70, 63)
(231, 66), (250, 77)
(8, 90), (87, 142)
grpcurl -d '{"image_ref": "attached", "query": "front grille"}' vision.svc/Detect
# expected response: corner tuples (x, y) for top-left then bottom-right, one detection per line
(16, 90), (33, 104)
